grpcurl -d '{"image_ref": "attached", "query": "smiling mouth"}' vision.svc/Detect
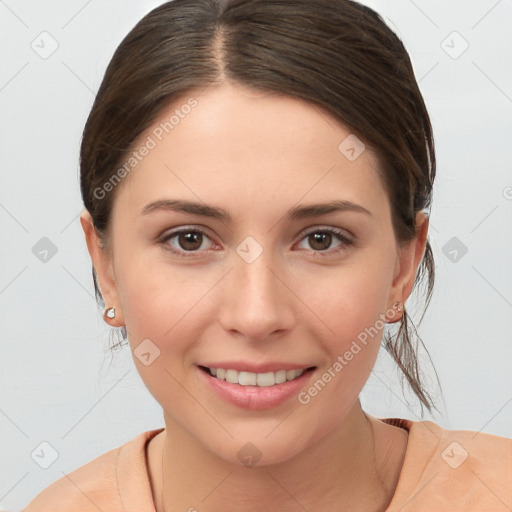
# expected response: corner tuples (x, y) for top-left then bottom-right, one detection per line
(198, 365), (316, 387)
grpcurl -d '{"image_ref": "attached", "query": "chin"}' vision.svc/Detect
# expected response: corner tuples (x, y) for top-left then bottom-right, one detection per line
(198, 427), (314, 469)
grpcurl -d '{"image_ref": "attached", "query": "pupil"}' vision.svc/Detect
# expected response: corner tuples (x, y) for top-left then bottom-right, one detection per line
(180, 232), (201, 251)
(310, 232), (331, 251)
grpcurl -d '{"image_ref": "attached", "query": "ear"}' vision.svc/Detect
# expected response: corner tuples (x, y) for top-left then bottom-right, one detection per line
(80, 209), (125, 327)
(387, 211), (429, 315)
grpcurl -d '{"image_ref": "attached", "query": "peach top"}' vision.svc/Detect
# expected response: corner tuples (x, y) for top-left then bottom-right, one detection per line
(23, 417), (512, 511)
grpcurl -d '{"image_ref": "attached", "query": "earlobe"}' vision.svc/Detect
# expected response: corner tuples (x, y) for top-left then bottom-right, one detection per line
(79, 210), (125, 327)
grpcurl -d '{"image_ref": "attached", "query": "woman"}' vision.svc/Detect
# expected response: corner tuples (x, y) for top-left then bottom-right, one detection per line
(23, 0), (511, 510)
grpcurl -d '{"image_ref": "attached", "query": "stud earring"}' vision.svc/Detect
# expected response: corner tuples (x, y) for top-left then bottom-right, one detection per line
(387, 301), (404, 324)
(105, 307), (116, 319)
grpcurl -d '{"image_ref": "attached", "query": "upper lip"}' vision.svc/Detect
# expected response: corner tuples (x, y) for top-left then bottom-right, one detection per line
(198, 362), (316, 373)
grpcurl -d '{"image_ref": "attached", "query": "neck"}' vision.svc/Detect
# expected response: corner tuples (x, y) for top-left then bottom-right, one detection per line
(149, 401), (407, 512)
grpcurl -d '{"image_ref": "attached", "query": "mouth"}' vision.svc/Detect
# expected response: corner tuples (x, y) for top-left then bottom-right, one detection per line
(198, 365), (316, 387)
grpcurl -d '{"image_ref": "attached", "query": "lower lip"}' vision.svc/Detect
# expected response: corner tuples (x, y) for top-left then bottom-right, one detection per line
(197, 366), (315, 410)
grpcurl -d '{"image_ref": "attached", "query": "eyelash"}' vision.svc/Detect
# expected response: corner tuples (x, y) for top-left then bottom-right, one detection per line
(157, 226), (353, 258)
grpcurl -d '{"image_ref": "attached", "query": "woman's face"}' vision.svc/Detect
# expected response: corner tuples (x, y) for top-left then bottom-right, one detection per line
(82, 82), (427, 465)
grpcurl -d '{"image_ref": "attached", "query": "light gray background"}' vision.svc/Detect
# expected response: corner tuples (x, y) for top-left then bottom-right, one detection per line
(1, 0), (511, 510)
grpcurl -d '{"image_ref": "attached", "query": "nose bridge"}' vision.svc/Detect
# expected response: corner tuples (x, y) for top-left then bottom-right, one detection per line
(219, 235), (294, 339)
(235, 236), (283, 307)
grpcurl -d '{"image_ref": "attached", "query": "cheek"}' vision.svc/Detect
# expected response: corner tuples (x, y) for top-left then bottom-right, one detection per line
(292, 260), (394, 411)
(118, 271), (197, 345)
(293, 269), (390, 427)
(114, 257), (219, 382)
(115, 265), (203, 414)
(303, 261), (391, 345)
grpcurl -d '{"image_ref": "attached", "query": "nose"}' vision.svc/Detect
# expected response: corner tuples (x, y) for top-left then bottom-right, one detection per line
(218, 246), (295, 343)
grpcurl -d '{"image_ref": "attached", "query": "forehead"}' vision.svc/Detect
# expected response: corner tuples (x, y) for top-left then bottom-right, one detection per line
(113, 82), (389, 222)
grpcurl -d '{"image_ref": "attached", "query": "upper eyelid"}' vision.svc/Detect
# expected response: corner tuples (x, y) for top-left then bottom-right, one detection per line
(297, 225), (353, 239)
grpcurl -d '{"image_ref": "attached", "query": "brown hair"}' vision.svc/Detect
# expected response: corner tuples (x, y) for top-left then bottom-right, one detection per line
(80, 0), (441, 415)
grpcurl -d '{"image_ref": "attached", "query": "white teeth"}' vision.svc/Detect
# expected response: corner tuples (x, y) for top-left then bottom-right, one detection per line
(257, 372), (275, 387)
(207, 367), (307, 386)
(225, 369), (238, 384)
(275, 370), (287, 384)
(238, 371), (257, 385)
(287, 369), (299, 380)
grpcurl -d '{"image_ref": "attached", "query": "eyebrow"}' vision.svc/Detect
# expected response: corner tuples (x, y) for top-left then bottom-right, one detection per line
(140, 198), (372, 222)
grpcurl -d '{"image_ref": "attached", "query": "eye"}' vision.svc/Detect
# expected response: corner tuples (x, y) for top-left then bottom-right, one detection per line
(296, 227), (353, 256)
(158, 227), (215, 257)
(157, 226), (354, 258)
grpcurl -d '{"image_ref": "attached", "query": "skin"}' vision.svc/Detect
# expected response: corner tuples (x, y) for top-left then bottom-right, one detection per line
(81, 81), (428, 512)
